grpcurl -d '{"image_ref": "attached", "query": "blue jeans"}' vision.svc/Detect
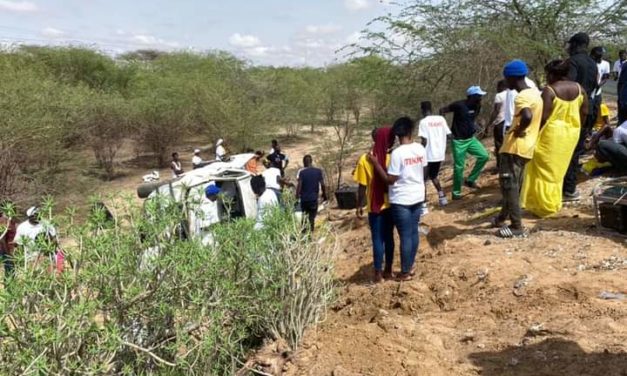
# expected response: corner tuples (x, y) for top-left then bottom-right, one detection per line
(391, 203), (422, 274)
(368, 209), (395, 272)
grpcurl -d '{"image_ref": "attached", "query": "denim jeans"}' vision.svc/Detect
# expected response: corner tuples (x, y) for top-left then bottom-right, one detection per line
(368, 209), (395, 272)
(391, 203), (422, 274)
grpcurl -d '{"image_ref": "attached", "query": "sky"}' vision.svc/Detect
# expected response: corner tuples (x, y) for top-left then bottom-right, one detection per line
(0, 0), (395, 66)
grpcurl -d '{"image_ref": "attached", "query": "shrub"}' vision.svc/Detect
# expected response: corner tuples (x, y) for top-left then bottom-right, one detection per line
(0, 195), (335, 374)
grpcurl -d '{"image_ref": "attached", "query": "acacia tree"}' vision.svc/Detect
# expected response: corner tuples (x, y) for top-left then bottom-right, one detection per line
(353, 0), (626, 102)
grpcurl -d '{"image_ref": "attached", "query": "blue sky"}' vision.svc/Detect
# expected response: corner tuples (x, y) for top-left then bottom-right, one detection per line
(0, 0), (394, 66)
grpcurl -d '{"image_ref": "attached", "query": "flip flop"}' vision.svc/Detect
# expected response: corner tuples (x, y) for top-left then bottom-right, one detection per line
(497, 226), (529, 238)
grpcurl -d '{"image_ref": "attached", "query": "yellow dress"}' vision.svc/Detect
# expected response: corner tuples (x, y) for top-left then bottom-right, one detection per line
(520, 85), (583, 217)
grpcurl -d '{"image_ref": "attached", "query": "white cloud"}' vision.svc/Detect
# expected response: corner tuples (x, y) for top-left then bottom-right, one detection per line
(41, 27), (65, 38)
(0, 0), (38, 12)
(305, 24), (342, 35)
(131, 34), (180, 48)
(228, 33), (262, 48)
(344, 0), (370, 11)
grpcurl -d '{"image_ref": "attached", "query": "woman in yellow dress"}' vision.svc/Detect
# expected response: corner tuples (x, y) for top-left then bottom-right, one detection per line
(520, 60), (589, 217)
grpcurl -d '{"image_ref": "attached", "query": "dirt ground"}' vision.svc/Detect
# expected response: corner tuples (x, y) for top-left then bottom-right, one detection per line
(278, 136), (626, 376)
(93, 127), (626, 376)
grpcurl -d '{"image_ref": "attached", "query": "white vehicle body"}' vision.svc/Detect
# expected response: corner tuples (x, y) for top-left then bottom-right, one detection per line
(141, 153), (257, 241)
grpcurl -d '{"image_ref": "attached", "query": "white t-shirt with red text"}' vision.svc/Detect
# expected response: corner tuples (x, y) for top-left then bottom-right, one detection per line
(418, 115), (451, 162)
(387, 142), (428, 205)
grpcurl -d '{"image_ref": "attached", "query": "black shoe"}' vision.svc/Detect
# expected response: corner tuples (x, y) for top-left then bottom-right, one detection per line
(562, 190), (581, 202)
(464, 180), (480, 189)
(452, 194), (462, 201)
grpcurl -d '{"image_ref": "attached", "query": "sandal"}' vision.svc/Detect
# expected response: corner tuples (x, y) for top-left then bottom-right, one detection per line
(497, 226), (529, 238)
(396, 273), (413, 282)
(490, 216), (506, 228)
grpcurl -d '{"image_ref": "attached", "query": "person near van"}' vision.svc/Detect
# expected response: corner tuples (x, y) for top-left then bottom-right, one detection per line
(370, 117), (428, 281)
(251, 175), (279, 230)
(266, 144), (289, 177)
(296, 155), (327, 233)
(170, 152), (184, 178)
(192, 149), (204, 169)
(245, 151), (263, 175)
(215, 139), (226, 161)
(14, 207), (58, 268)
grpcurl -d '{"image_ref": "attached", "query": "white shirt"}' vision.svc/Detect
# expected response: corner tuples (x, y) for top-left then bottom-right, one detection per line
(614, 59), (625, 74)
(613, 121), (627, 145)
(255, 189), (278, 230)
(493, 90), (507, 125)
(215, 145), (226, 161)
(418, 115), (451, 162)
(262, 167), (282, 190)
(504, 77), (537, 131)
(387, 142), (428, 205)
(14, 220), (57, 265)
(192, 155), (202, 166)
(594, 60), (611, 97)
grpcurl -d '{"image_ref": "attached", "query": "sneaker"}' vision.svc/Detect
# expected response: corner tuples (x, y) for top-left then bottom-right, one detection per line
(438, 195), (448, 206)
(452, 194), (462, 201)
(562, 190), (581, 202)
(464, 180), (480, 189)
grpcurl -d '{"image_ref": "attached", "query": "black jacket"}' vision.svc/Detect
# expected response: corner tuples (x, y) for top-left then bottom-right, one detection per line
(568, 52), (598, 97)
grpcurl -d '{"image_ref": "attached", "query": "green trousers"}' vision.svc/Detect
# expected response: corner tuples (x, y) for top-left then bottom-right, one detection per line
(452, 137), (489, 197)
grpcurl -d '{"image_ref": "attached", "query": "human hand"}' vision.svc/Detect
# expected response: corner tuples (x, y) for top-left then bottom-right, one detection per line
(513, 128), (527, 138)
(366, 152), (378, 164)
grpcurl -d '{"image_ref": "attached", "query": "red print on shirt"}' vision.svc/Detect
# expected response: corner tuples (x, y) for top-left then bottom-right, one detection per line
(428, 122), (443, 127)
(403, 156), (424, 166)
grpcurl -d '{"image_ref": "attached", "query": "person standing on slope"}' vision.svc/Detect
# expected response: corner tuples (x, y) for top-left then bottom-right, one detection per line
(439, 86), (489, 200)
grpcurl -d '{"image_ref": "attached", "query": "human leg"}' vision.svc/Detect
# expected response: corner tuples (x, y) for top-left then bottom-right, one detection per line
(300, 201), (318, 233)
(598, 140), (627, 172)
(391, 204), (414, 275)
(466, 136), (489, 184)
(368, 212), (385, 272)
(409, 203), (421, 273)
(381, 208), (395, 276)
(497, 153), (527, 229)
(494, 121), (504, 170)
(451, 139), (469, 198)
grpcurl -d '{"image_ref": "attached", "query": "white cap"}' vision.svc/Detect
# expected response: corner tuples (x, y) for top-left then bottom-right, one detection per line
(216, 139), (224, 146)
(194, 148), (201, 154)
(26, 206), (39, 217)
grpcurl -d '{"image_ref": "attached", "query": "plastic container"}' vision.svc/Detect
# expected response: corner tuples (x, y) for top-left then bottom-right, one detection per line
(335, 185), (358, 210)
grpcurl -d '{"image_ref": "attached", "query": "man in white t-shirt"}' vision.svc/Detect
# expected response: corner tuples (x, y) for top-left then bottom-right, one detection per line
(487, 80), (508, 170)
(418, 101), (451, 206)
(250, 175), (279, 230)
(503, 77), (537, 135)
(591, 46), (611, 99)
(192, 149), (204, 169)
(613, 50), (626, 80)
(14, 206), (57, 267)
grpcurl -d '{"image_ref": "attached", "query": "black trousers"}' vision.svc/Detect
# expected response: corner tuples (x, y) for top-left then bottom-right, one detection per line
(493, 121), (505, 169)
(497, 153), (529, 228)
(301, 201), (318, 233)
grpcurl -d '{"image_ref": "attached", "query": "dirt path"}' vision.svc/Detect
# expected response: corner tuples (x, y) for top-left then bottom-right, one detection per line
(280, 145), (627, 376)
(93, 129), (626, 375)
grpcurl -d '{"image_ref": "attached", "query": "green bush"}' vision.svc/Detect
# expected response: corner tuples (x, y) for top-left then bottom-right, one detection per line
(0, 197), (335, 374)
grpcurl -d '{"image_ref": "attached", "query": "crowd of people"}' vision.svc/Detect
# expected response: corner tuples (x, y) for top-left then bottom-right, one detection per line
(2, 32), (626, 285)
(354, 32), (627, 282)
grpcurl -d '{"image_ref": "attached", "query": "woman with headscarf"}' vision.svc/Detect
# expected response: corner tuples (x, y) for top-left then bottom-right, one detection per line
(520, 60), (588, 217)
(215, 139), (226, 161)
(353, 127), (395, 282)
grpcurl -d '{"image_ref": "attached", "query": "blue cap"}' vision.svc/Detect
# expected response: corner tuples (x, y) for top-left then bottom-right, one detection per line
(503, 59), (529, 77)
(466, 86), (487, 96)
(205, 184), (221, 198)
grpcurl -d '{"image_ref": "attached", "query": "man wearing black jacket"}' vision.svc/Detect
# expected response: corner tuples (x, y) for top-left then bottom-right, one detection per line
(563, 32), (598, 201)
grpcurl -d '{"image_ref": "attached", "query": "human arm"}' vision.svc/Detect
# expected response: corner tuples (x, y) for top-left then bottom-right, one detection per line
(488, 101), (502, 127)
(439, 103), (454, 115)
(587, 123), (613, 150)
(296, 177), (302, 199)
(367, 153), (399, 185)
(579, 89), (589, 129)
(540, 86), (555, 129)
(567, 58), (578, 82)
(513, 108), (533, 137)
(356, 185), (366, 218)
(320, 174), (328, 202)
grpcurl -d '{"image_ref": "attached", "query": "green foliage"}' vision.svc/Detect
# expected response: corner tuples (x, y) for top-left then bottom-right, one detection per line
(0, 196), (335, 374)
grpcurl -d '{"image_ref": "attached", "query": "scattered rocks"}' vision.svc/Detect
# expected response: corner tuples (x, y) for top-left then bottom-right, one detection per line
(460, 330), (475, 343)
(513, 275), (532, 297)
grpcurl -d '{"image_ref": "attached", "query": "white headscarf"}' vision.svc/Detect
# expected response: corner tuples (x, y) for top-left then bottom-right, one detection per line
(216, 139), (224, 146)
